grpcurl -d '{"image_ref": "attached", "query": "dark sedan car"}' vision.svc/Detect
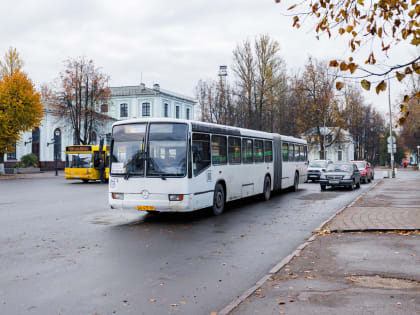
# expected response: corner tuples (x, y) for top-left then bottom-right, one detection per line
(319, 162), (361, 191)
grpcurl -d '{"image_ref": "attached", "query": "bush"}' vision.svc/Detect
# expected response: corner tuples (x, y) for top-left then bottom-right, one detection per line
(20, 153), (38, 167)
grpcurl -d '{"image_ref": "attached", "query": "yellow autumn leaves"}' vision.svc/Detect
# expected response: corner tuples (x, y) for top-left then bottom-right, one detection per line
(0, 49), (43, 156)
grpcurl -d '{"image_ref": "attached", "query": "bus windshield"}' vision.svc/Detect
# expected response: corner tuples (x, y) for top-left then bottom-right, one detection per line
(111, 124), (146, 175)
(66, 153), (93, 168)
(147, 123), (187, 177)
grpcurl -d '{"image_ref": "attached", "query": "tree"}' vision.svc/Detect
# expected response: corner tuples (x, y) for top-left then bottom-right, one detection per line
(0, 47), (24, 78)
(52, 57), (111, 145)
(275, 0), (420, 123)
(232, 34), (286, 131)
(0, 66), (43, 174)
(297, 58), (345, 158)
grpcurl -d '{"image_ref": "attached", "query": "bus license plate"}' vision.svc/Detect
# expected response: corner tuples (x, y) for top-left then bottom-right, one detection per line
(330, 180), (339, 184)
(137, 206), (155, 211)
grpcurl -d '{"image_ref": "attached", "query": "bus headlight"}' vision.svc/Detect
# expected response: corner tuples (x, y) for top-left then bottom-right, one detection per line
(169, 194), (184, 201)
(112, 193), (124, 200)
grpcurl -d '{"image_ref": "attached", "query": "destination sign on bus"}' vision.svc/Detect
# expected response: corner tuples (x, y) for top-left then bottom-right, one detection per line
(66, 146), (92, 152)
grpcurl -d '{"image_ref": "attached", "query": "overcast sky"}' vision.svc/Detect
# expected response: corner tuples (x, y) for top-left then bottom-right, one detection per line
(0, 0), (416, 115)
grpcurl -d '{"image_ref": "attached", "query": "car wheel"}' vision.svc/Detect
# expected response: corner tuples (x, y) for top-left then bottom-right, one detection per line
(293, 172), (299, 192)
(212, 183), (225, 216)
(349, 180), (355, 190)
(263, 176), (271, 201)
(356, 180), (360, 189)
(321, 185), (326, 191)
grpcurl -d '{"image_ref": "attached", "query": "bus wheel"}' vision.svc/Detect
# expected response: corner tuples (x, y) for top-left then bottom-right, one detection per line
(82, 179), (89, 183)
(212, 183), (225, 216)
(293, 172), (299, 192)
(263, 176), (271, 201)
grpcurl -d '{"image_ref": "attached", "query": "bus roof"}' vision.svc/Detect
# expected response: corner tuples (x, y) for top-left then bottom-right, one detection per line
(112, 118), (306, 144)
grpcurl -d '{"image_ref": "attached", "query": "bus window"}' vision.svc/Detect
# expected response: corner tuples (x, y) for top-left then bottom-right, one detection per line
(228, 137), (241, 164)
(295, 144), (300, 161)
(254, 140), (264, 163)
(289, 144), (295, 161)
(264, 141), (273, 162)
(242, 138), (253, 164)
(282, 142), (289, 161)
(304, 145), (308, 161)
(212, 135), (227, 165)
(299, 145), (305, 161)
(192, 133), (211, 176)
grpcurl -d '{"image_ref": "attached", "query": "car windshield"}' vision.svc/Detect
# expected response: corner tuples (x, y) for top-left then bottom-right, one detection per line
(147, 123), (187, 177)
(310, 161), (328, 168)
(354, 162), (366, 168)
(327, 164), (353, 172)
(66, 153), (93, 168)
(111, 124), (146, 175)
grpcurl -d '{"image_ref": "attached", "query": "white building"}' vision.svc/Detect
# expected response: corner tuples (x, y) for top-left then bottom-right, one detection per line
(302, 127), (355, 162)
(3, 83), (196, 171)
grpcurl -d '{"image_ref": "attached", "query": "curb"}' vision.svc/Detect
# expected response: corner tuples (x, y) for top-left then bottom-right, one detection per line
(218, 180), (382, 315)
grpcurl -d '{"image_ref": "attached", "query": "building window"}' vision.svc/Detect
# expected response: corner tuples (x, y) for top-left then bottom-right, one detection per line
(142, 103), (151, 117)
(176, 106), (180, 119)
(120, 103), (128, 117)
(101, 104), (108, 113)
(338, 150), (343, 161)
(91, 131), (97, 145)
(164, 103), (169, 117)
(7, 143), (16, 160)
(186, 108), (190, 120)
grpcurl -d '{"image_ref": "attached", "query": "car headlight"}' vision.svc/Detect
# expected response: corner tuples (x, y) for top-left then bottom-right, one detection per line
(169, 194), (184, 201)
(320, 175), (326, 179)
(111, 193), (124, 200)
(343, 175), (352, 180)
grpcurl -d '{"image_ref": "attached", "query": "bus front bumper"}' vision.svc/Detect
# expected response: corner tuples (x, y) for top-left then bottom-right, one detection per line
(109, 193), (194, 213)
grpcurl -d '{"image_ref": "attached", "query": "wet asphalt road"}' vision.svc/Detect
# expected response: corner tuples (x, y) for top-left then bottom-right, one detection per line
(0, 174), (379, 315)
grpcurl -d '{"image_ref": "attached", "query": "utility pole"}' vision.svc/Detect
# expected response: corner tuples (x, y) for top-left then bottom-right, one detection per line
(388, 75), (395, 178)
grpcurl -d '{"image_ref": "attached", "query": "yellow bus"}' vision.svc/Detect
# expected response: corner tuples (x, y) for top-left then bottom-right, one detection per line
(65, 145), (110, 183)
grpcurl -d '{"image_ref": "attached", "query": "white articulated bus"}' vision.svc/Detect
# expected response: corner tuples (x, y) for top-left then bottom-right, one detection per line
(109, 118), (307, 215)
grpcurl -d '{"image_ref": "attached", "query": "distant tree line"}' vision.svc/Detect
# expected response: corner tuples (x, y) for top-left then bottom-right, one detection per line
(196, 34), (390, 164)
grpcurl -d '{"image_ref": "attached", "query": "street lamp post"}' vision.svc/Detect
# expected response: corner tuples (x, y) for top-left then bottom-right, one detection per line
(387, 75), (395, 178)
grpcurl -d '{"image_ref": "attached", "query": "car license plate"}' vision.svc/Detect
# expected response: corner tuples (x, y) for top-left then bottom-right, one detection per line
(309, 175), (317, 178)
(330, 180), (339, 184)
(137, 206), (155, 211)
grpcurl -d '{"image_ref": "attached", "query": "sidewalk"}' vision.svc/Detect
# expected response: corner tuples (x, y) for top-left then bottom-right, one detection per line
(0, 170), (64, 180)
(225, 169), (420, 314)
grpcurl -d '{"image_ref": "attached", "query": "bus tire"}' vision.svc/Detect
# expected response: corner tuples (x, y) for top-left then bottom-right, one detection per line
(263, 175), (271, 201)
(292, 172), (299, 192)
(212, 183), (225, 216)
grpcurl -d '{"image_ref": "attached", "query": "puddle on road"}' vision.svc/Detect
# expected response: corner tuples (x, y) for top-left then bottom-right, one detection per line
(89, 213), (146, 226)
(298, 193), (339, 201)
(348, 275), (420, 289)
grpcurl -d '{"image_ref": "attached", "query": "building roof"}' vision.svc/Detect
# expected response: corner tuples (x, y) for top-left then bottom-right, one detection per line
(109, 84), (196, 104)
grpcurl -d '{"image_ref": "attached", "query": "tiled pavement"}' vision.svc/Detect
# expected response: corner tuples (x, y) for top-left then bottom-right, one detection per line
(326, 174), (420, 231)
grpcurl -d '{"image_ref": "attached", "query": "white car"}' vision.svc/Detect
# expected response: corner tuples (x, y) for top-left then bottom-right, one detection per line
(307, 160), (333, 182)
